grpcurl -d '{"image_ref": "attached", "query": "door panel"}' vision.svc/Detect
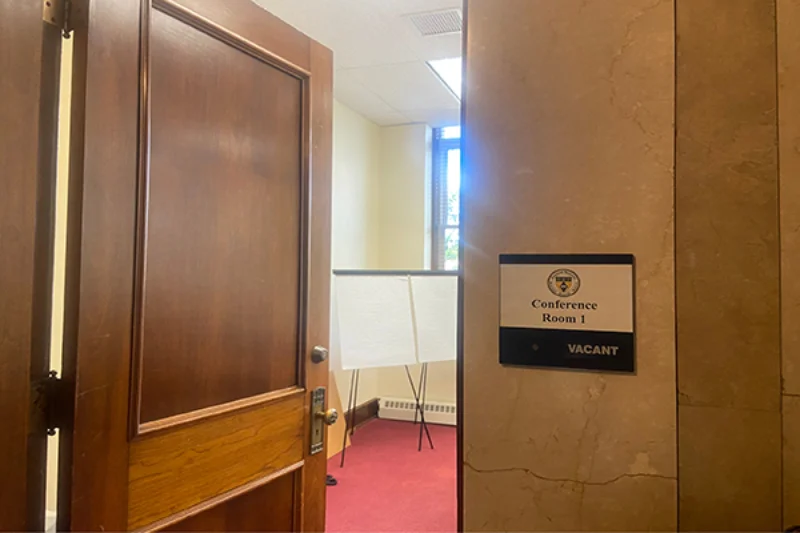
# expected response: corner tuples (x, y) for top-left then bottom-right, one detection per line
(139, 6), (304, 423)
(163, 474), (296, 532)
(0, 1), (60, 530)
(162, 0), (312, 72)
(128, 393), (304, 529)
(61, 0), (332, 530)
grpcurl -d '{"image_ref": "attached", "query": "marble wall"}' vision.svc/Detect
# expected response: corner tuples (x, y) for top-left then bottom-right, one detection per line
(675, 1), (782, 530)
(463, 0), (800, 529)
(462, 0), (677, 530)
(780, 0), (800, 527)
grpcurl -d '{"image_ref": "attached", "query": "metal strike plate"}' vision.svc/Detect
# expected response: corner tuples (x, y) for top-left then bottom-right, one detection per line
(42, 0), (73, 37)
(42, 0), (64, 28)
(310, 387), (326, 455)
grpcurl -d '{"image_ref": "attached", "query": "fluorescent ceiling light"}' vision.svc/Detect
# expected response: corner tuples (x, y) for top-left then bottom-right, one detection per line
(428, 57), (462, 100)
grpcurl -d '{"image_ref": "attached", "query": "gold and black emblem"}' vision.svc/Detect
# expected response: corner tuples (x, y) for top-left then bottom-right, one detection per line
(547, 268), (580, 297)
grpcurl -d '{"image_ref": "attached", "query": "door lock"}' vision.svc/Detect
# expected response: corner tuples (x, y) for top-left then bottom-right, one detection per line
(310, 387), (335, 455)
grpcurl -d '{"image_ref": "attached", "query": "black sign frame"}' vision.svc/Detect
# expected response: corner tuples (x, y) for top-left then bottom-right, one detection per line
(499, 254), (636, 374)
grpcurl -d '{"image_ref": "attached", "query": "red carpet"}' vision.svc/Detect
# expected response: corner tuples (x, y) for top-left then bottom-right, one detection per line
(326, 420), (456, 533)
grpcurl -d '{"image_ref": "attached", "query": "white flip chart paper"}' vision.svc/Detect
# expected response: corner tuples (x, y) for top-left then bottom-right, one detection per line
(410, 276), (458, 363)
(334, 275), (417, 370)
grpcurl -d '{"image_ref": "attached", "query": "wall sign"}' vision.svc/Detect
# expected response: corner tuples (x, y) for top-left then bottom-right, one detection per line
(499, 254), (635, 373)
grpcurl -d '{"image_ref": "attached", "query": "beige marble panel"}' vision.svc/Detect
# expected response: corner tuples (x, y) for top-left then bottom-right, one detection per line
(675, 0), (781, 413)
(784, 396), (800, 528)
(463, 0), (676, 530)
(779, 0), (800, 396)
(679, 404), (782, 531)
(463, 467), (675, 532)
(675, 1), (782, 528)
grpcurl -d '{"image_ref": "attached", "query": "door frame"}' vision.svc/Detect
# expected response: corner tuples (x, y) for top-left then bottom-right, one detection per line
(456, 1), (468, 531)
(0, 1), (60, 530)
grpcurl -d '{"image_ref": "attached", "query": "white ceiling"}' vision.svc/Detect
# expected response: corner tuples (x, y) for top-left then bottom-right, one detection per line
(253, 0), (463, 128)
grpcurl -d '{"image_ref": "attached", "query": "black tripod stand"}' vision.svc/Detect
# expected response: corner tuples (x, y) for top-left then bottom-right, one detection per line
(406, 363), (434, 452)
(338, 364), (434, 468)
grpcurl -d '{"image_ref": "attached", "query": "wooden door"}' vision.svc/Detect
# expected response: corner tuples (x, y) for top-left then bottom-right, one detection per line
(59, 1), (333, 531)
(0, 1), (60, 531)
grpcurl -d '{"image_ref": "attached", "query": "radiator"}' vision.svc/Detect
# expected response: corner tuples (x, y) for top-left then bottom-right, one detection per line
(379, 397), (456, 426)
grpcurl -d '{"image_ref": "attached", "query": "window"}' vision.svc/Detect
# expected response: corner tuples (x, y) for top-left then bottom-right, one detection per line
(432, 126), (461, 271)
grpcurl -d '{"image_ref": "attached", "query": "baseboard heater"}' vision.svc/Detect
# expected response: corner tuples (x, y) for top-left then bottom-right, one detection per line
(379, 397), (456, 426)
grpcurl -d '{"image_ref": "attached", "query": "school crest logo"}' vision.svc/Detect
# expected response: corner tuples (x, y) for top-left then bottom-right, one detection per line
(547, 269), (580, 297)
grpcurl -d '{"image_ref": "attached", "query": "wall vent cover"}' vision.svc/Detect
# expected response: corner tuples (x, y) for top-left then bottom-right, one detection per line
(408, 9), (463, 37)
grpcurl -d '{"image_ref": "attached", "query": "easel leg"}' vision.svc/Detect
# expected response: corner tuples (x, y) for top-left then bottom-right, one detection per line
(413, 363), (424, 425)
(339, 369), (358, 468)
(351, 369), (360, 437)
(404, 365), (434, 451)
(418, 363), (432, 451)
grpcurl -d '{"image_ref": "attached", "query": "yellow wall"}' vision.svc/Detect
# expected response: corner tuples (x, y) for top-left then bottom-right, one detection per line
(329, 103), (456, 407)
(331, 100), (381, 272)
(46, 36), (72, 516)
(376, 124), (432, 270)
(330, 100), (382, 404)
(373, 122), (455, 405)
(376, 361), (456, 404)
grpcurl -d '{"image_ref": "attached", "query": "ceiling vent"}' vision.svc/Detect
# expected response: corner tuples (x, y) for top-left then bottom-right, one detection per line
(408, 8), (462, 37)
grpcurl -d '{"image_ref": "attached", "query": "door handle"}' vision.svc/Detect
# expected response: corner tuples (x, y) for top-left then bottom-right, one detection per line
(311, 345), (328, 363)
(316, 408), (339, 426)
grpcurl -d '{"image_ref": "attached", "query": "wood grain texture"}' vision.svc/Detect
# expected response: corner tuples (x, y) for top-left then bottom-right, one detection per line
(301, 40), (334, 533)
(138, 6), (304, 423)
(0, 1), (59, 530)
(138, 387), (300, 436)
(62, 2), (332, 531)
(58, 0), (141, 529)
(163, 471), (297, 532)
(164, 0), (311, 72)
(128, 392), (305, 530)
(343, 398), (380, 430)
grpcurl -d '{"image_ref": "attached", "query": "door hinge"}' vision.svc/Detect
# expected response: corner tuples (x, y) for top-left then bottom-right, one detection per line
(34, 371), (67, 436)
(43, 0), (74, 38)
